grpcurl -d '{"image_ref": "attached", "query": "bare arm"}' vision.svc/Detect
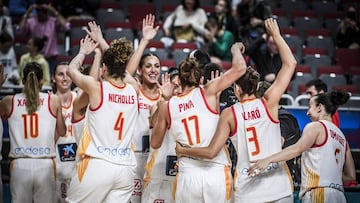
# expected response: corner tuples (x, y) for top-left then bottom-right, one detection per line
(67, 35), (102, 109)
(126, 14), (159, 76)
(51, 94), (66, 142)
(44, 4), (68, 28)
(343, 142), (356, 182)
(67, 35), (99, 94)
(248, 122), (320, 174)
(263, 18), (297, 110)
(204, 42), (246, 97)
(175, 107), (233, 159)
(19, 4), (35, 29)
(72, 47), (102, 121)
(150, 100), (169, 149)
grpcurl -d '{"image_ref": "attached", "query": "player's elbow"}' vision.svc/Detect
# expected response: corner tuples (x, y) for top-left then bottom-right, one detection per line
(206, 148), (218, 159)
(150, 140), (161, 149)
(284, 58), (297, 70)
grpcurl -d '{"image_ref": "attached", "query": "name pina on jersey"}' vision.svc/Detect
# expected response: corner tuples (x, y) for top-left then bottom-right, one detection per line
(17, 98), (45, 107)
(108, 93), (135, 104)
(179, 100), (194, 112)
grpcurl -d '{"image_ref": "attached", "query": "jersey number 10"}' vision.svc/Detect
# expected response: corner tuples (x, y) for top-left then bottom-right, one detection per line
(22, 113), (39, 139)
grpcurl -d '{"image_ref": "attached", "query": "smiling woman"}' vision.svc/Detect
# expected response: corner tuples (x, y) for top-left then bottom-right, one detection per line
(51, 61), (78, 203)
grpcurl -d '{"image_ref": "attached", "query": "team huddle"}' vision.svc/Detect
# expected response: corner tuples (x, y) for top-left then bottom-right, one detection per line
(0, 13), (356, 203)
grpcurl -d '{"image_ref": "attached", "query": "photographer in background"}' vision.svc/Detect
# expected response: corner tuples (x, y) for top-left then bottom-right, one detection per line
(336, 4), (360, 50)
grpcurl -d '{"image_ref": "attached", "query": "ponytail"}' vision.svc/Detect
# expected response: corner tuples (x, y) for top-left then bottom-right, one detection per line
(22, 62), (43, 114)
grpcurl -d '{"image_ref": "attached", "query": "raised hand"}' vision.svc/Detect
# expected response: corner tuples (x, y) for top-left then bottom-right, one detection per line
(264, 18), (280, 37)
(85, 21), (104, 43)
(142, 14), (160, 41)
(158, 72), (175, 100)
(231, 42), (245, 54)
(79, 35), (98, 55)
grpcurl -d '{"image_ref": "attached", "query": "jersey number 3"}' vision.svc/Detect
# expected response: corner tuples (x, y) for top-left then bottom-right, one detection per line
(247, 126), (260, 156)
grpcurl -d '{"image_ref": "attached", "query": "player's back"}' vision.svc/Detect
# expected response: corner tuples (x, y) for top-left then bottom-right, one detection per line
(8, 92), (57, 159)
(300, 120), (346, 196)
(230, 98), (293, 202)
(78, 81), (138, 166)
(168, 87), (230, 167)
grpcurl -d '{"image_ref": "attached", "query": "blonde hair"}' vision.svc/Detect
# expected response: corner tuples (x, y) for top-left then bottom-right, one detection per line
(22, 62), (43, 114)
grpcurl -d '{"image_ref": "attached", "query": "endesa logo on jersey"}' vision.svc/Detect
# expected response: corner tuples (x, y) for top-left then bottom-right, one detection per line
(58, 143), (77, 162)
(96, 146), (131, 157)
(14, 146), (51, 155)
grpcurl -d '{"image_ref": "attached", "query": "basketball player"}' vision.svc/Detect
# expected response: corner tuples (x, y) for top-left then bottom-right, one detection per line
(175, 18), (296, 202)
(0, 62), (65, 203)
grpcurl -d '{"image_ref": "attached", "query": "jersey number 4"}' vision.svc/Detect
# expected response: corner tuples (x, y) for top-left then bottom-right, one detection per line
(22, 113), (39, 139)
(114, 112), (125, 140)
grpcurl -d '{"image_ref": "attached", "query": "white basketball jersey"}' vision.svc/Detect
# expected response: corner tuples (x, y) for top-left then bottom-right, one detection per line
(300, 120), (347, 197)
(230, 98), (293, 202)
(72, 115), (85, 145)
(132, 88), (161, 152)
(8, 93), (57, 158)
(56, 91), (77, 179)
(77, 81), (138, 166)
(168, 87), (231, 168)
(144, 130), (176, 183)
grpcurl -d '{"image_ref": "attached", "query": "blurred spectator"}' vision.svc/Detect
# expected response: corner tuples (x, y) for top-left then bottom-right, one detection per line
(54, 0), (100, 18)
(0, 0), (14, 37)
(336, 5), (360, 49)
(8, 0), (34, 18)
(205, 15), (235, 63)
(208, 0), (239, 41)
(162, 0), (208, 48)
(236, 0), (272, 43)
(0, 31), (17, 86)
(18, 36), (50, 86)
(18, 0), (70, 76)
(231, 0), (242, 16)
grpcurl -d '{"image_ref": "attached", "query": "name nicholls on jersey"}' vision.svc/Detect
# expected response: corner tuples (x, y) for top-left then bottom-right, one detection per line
(17, 98), (46, 106)
(108, 93), (135, 104)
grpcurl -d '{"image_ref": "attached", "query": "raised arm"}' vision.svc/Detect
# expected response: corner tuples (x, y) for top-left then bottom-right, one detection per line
(67, 35), (98, 93)
(126, 14), (159, 76)
(85, 21), (109, 52)
(72, 47), (102, 121)
(204, 42), (246, 96)
(263, 18), (297, 109)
